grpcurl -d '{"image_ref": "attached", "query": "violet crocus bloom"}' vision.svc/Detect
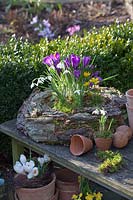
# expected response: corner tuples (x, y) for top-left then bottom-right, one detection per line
(51, 52), (60, 66)
(42, 55), (53, 66)
(74, 69), (81, 78)
(70, 54), (80, 69)
(42, 56), (53, 66)
(82, 56), (91, 68)
(64, 57), (70, 68)
(66, 25), (80, 36)
(92, 71), (100, 77)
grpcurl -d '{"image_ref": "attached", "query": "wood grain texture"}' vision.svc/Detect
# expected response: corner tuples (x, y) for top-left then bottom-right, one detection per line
(0, 119), (133, 200)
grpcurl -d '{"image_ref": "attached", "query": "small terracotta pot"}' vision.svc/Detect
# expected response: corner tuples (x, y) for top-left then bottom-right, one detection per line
(113, 131), (129, 148)
(15, 173), (56, 200)
(55, 168), (79, 200)
(126, 103), (133, 132)
(126, 89), (133, 107)
(116, 125), (132, 140)
(70, 134), (93, 156)
(95, 138), (112, 151)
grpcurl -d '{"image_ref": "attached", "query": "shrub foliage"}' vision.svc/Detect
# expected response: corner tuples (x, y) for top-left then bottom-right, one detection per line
(0, 20), (133, 124)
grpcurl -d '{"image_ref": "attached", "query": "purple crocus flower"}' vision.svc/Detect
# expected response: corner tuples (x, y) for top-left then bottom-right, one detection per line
(82, 56), (91, 68)
(74, 69), (81, 78)
(51, 52), (60, 66)
(92, 71), (100, 77)
(70, 54), (80, 69)
(42, 55), (53, 66)
(64, 57), (71, 68)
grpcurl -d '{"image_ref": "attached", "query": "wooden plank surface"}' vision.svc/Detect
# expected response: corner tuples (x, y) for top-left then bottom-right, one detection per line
(33, 0), (110, 3)
(0, 119), (133, 200)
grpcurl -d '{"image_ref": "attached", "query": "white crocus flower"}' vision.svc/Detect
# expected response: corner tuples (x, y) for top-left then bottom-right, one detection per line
(27, 167), (39, 179)
(30, 16), (38, 25)
(23, 160), (35, 173)
(20, 154), (27, 165)
(27, 172), (34, 179)
(38, 157), (45, 167)
(32, 167), (39, 177)
(43, 154), (51, 163)
(13, 161), (24, 174)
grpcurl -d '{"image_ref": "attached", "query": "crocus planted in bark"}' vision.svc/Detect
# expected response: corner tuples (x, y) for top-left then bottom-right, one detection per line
(82, 56), (91, 68)
(70, 54), (80, 69)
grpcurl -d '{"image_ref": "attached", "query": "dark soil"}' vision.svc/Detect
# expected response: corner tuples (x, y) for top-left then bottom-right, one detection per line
(0, 0), (130, 43)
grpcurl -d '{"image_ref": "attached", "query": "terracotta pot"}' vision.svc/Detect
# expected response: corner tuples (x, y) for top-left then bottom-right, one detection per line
(126, 89), (133, 107)
(116, 125), (132, 140)
(70, 134), (93, 156)
(15, 173), (56, 200)
(126, 103), (133, 132)
(55, 168), (79, 200)
(95, 138), (112, 151)
(113, 131), (129, 148)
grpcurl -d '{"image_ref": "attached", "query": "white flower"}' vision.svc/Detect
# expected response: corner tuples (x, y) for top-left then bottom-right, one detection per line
(20, 154), (26, 165)
(30, 16), (38, 25)
(43, 154), (50, 163)
(27, 167), (39, 179)
(27, 172), (34, 179)
(74, 90), (81, 95)
(13, 161), (24, 174)
(37, 77), (45, 85)
(92, 108), (99, 115)
(56, 62), (65, 70)
(23, 160), (35, 173)
(38, 157), (45, 167)
(32, 167), (39, 177)
(100, 109), (107, 116)
(31, 82), (35, 89)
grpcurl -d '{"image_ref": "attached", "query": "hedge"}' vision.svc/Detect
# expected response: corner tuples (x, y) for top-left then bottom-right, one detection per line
(0, 20), (133, 125)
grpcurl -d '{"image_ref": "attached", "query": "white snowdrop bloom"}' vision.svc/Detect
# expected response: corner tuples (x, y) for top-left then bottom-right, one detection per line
(92, 108), (100, 115)
(74, 90), (81, 95)
(43, 154), (51, 163)
(100, 109), (107, 116)
(37, 77), (45, 85)
(23, 160), (35, 173)
(32, 167), (39, 177)
(31, 82), (36, 89)
(20, 154), (26, 165)
(13, 161), (24, 174)
(56, 62), (65, 70)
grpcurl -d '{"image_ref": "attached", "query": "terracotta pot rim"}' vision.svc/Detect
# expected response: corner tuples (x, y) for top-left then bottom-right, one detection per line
(126, 103), (133, 110)
(126, 89), (133, 98)
(95, 137), (112, 140)
(16, 173), (56, 191)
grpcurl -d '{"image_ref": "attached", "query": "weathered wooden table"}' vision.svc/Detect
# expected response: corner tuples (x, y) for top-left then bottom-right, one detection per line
(0, 119), (133, 200)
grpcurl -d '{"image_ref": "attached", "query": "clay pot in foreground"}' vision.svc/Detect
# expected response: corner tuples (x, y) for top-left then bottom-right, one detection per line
(126, 103), (133, 132)
(95, 138), (112, 151)
(70, 134), (93, 156)
(116, 125), (132, 140)
(15, 173), (56, 200)
(126, 89), (133, 107)
(55, 168), (79, 200)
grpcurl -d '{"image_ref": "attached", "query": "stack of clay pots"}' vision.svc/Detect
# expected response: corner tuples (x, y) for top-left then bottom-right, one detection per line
(126, 89), (133, 132)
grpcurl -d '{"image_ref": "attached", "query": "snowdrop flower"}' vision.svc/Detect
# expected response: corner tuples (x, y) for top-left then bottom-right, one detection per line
(30, 16), (38, 25)
(100, 109), (107, 116)
(56, 62), (65, 70)
(20, 154), (26, 165)
(23, 160), (35, 173)
(14, 161), (24, 174)
(31, 82), (35, 89)
(74, 90), (81, 95)
(37, 77), (45, 85)
(92, 108), (100, 115)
